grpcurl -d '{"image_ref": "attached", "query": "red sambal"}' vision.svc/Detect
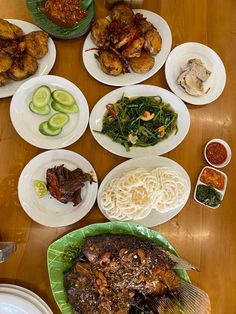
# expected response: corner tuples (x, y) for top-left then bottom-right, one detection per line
(206, 141), (227, 165)
(44, 0), (87, 27)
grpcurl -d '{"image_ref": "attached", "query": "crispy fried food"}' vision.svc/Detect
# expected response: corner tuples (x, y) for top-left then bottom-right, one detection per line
(8, 54), (38, 81)
(91, 18), (110, 48)
(0, 19), (24, 40)
(0, 51), (13, 72)
(0, 39), (26, 56)
(144, 30), (162, 55)
(134, 13), (154, 34)
(129, 52), (155, 73)
(0, 72), (8, 86)
(110, 3), (134, 25)
(24, 31), (49, 59)
(97, 50), (123, 76)
(122, 37), (144, 58)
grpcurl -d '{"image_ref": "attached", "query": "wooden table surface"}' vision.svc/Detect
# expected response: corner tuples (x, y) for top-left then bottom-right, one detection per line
(0, 0), (235, 313)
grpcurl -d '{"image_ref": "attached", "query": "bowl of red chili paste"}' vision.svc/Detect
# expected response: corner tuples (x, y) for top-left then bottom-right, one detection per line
(204, 138), (231, 168)
(27, 0), (94, 39)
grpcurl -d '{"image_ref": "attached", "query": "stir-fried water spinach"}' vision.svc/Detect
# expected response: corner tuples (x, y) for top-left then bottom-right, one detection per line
(97, 95), (178, 151)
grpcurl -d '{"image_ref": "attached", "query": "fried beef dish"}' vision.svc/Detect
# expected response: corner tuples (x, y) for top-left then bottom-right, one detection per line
(90, 3), (162, 76)
(64, 234), (210, 314)
(46, 165), (94, 206)
(0, 19), (49, 86)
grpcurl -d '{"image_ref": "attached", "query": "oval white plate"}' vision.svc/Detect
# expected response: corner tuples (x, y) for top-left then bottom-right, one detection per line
(97, 156), (191, 227)
(0, 19), (56, 98)
(18, 149), (98, 227)
(0, 284), (52, 314)
(82, 9), (172, 86)
(165, 42), (226, 105)
(10, 75), (89, 149)
(89, 84), (190, 158)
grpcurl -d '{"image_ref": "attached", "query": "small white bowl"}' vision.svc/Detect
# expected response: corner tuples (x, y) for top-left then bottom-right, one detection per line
(204, 138), (231, 168)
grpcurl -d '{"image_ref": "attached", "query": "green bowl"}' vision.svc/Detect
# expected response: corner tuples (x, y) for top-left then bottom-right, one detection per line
(47, 221), (190, 314)
(26, 0), (95, 39)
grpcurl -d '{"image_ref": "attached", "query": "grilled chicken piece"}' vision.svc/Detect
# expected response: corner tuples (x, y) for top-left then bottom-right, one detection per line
(0, 50), (13, 72)
(0, 19), (24, 40)
(8, 54), (38, 80)
(91, 18), (110, 47)
(97, 50), (123, 76)
(110, 3), (134, 25)
(129, 51), (155, 73)
(144, 30), (162, 55)
(24, 31), (49, 59)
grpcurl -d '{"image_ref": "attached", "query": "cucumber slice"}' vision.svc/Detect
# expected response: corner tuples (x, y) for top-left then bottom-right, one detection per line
(29, 101), (51, 115)
(51, 101), (79, 114)
(48, 113), (69, 129)
(32, 85), (51, 108)
(52, 89), (75, 106)
(39, 121), (62, 136)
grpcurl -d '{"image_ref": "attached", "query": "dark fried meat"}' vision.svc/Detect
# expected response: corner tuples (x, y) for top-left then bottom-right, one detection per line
(121, 37), (144, 58)
(97, 50), (123, 76)
(134, 13), (154, 34)
(0, 50), (13, 72)
(144, 30), (162, 55)
(24, 31), (49, 59)
(65, 234), (181, 314)
(110, 3), (134, 25)
(7, 54), (38, 81)
(0, 38), (26, 56)
(0, 19), (24, 40)
(129, 51), (155, 73)
(0, 72), (8, 86)
(91, 18), (110, 48)
(46, 165), (94, 206)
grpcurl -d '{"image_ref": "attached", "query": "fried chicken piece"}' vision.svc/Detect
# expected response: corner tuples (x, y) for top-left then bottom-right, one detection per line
(97, 50), (123, 76)
(91, 18), (110, 47)
(0, 38), (26, 56)
(111, 3), (134, 25)
(134, 13), (154, 34)
(144, 30), (162, 55)
(129, 52), (155, 73)
(0, 51), (13, 72)
(8, 54), (38, 81)
(0, 19), (24, 40)
(0, 72), (8, 86)
(121, 37), (144, 58)
(24, 31), (49, 59)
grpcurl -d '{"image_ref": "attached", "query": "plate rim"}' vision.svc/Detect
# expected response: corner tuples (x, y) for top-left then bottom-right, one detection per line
(10, 74), (89, 149)
(165, 41), (226, 105)
(97, 155), (191, 227)
(0, 19), (56, 98)
(82, 9), (172, 87)
(89, 84), (190, 158)
(17, 149), (98, 227)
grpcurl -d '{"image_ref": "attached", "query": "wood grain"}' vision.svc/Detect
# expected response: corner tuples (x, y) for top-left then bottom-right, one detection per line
(0, 0), (235, 313)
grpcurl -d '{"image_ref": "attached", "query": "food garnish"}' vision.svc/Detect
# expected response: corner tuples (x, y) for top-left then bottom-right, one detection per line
(43, 0), (87, 28)
(196, 184), (221, 207)
(205, 141), (227, 166)
(200, 167), (225, 190)
(177, 58), (211, 96)
(101, 167), (188, 220)
(97, 95), (178, 151)
(64, 234), (210, 314)
(90, 3), (162, 75)
(46, 165), (94, 206)
(33, 180), (48, 198)
(0, 19), (49, 86)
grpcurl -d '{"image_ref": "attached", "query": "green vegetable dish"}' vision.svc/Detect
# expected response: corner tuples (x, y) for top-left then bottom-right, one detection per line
(97, 95), (178, 152)
(196, 184), (221, 207)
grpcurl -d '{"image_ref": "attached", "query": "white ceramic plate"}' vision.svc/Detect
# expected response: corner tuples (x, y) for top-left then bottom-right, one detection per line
(18, 149), (98, 227)
(97, 156), (191, 227)
(10, 75), (89, 149)
(0, 284), (52, 314)
(165, 42), (226, 105)
(89, 84), (190, 158)
(0, 19), (56, 98)
(82, 9), (172, 86)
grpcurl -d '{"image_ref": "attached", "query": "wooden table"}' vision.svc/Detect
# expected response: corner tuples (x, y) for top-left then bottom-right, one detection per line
(0, 0), (235, 313)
